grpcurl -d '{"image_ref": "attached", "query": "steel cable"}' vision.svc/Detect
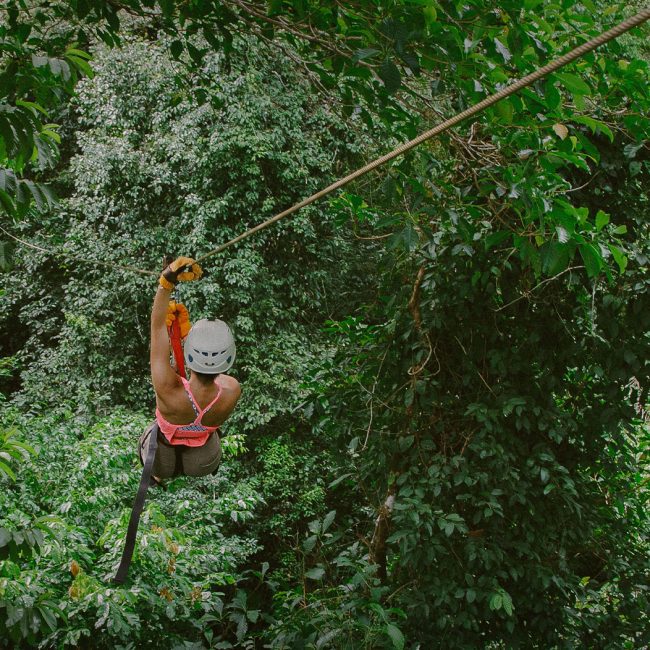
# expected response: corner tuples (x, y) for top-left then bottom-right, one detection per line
(3, 9), (648, 273)
(196, 8), (650, 264)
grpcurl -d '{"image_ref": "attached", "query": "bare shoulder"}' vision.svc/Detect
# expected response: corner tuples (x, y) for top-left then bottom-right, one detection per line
(218, 374), (241, 399)
(215, 374), (241, 421)
(154, 374), (184, 409)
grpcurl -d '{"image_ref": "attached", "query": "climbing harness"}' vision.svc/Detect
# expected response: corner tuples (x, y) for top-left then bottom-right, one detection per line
(3, 10), (648, 273)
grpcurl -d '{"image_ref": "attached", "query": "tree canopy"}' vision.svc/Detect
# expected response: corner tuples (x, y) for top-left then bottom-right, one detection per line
(0, 1), (648, 648)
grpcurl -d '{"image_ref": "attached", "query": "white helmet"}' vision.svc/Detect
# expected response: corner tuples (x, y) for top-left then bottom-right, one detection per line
(184, 319), (236, 374)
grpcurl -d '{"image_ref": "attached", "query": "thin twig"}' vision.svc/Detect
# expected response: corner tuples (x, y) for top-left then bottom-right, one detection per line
(493, 265), (585, 312)
(361, 346), (390, 451)
(564, 171), (602, 193)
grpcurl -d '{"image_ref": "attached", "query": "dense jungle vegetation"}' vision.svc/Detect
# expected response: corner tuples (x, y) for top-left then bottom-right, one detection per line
(1, 1), (649, 647)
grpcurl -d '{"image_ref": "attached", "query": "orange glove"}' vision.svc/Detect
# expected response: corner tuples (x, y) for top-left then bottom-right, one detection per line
(159, 256), (203, 290)
(166, 301), (191, 338)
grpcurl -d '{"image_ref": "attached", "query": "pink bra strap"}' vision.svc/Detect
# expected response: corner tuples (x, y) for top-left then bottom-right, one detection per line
(180, 377), (223, 422)
(180, 377), (200, 419)
(200, 380), (223, 417)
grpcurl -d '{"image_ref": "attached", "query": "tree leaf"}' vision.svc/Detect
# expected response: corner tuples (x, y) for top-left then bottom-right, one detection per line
(236, 613), (248, 642)
(494, 38), (512, 62)
(328, 473), (353, 488)
(553, 123), (569, 140)
(608, 244), (627, 273)
(541, 241), (569, 275)
(573, 115), (613, 142)
(623, 142), (643, 159)
(423, 6), (437, 27)
(0, 459), (16, 480)
(159, 0), (174, 17)
(64, 48), (92, 60)
(579, 243), (602, 277)
(0, 168), (17, 193)
(555, 226), (570, 244)
(489, 593), (503, 610)
(0, 527), (11, 547)
(0, 240), (16, 271)
(495, 99), (514, 124)
(502, 591), (514, 616)
(353, 48), (379, 62)
(555, 72), (591, 95)
(378, 60), (401, 93)
(23, 180), (47, 211)
(322, 510), (336, 533)
(170, 40), (183, 59)
(595, 210), (609, 231)
(67, 55), (94, 79)
(305, 566), (325, 580)
(15, 100), (48, 116)
(485, 230), (511, 250)
(385, 624), (405, 650)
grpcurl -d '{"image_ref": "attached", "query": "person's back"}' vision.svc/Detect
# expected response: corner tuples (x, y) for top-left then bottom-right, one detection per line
(156, 372), (240, 431)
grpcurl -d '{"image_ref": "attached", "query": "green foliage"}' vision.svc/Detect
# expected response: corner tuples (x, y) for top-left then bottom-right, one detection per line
(0, 406), (265, 648)
(0, 3), (99, 221)
(0, 379), (33, 481)
(294, 1), (649, 644)
(1, 35), (369, 416)
(258, 435), (329, 539)
(265, 520), (407, 649)
(0, 425), (32, 481)
(0, 1), (648, 648)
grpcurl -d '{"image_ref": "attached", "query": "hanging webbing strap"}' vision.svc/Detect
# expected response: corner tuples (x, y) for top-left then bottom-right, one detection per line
(169, 317), (186, 379)
(113, 422), (159, 584)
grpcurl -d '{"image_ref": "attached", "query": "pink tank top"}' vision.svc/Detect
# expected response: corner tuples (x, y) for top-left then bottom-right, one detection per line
(155, 376), (223, 447)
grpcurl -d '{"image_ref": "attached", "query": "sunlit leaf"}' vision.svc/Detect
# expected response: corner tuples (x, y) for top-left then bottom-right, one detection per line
(554, 72), (591, 95)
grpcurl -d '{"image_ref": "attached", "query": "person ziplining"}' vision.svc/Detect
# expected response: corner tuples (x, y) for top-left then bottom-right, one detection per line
(140, 256), (241, 480)
(114, 256), (241, 583)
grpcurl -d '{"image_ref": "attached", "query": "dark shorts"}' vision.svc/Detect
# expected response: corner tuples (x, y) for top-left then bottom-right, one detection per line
(138, 421), (221, 479)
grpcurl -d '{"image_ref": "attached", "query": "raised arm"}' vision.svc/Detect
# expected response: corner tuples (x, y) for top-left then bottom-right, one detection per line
(150, 256), (203, 395)
(150, 284), (177, 395)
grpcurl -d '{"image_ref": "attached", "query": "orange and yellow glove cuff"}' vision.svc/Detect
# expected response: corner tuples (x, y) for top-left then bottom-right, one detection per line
(159, 256), (203, 290)
(166, 301), (192, 338)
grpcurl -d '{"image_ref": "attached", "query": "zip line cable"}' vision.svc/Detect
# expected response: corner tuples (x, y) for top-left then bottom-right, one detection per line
(196, 8), (649, 264)
(4, 9), (649, 275)
(0, 224), (158, 276)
